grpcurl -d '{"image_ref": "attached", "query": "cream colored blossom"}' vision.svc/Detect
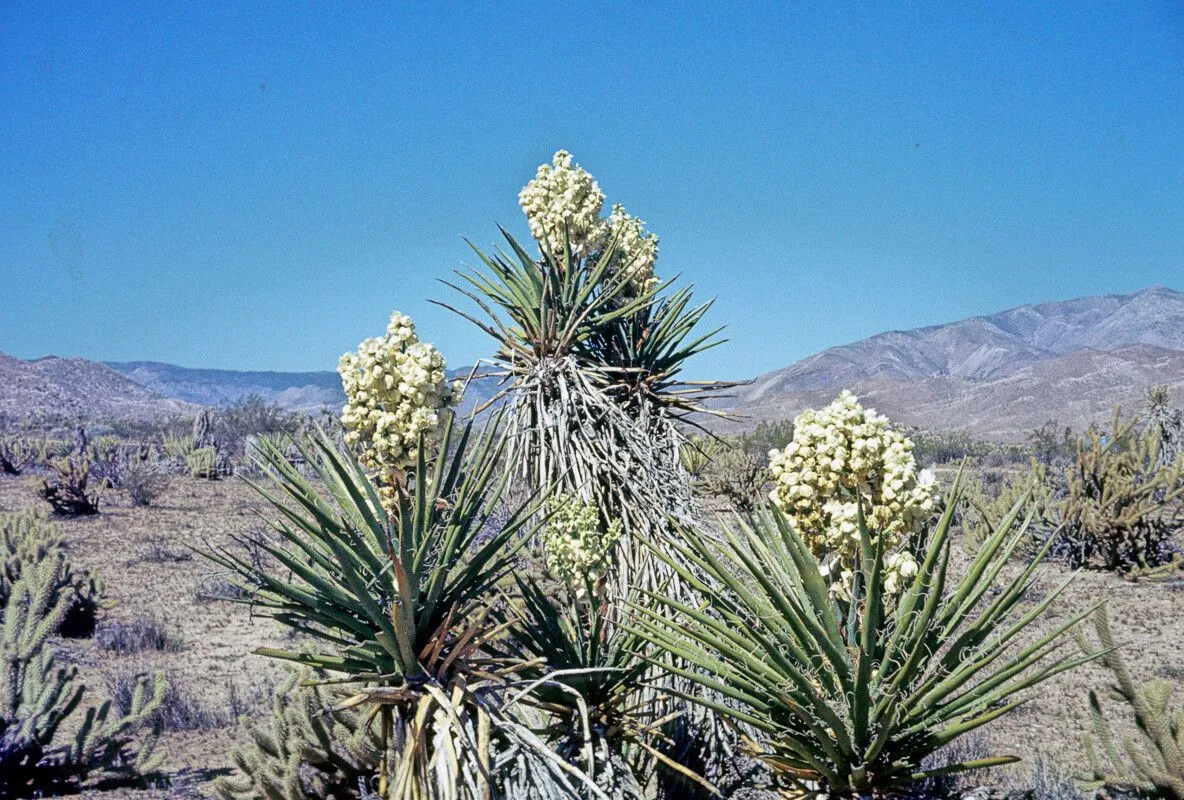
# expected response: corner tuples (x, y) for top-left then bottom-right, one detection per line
(606, 203), (660, 295)
(518, 150), (606, 257)
(768, 391), (936, 597)
(338, 311), (460, 476)
(518, 151), (661, 294)
(538, 496), (623, 587)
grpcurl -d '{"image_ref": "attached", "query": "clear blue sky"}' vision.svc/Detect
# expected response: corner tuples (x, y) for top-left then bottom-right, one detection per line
(2, 2), (1181, 380)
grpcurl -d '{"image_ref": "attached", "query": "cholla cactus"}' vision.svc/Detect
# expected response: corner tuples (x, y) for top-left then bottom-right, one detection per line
(1, 510), (101, 638)
(215, 669), (381, 800)
(539, 496), (623, 587)
(1078, 606), (1184, 799)
(338, 311), (459, 481)
(1, 523), (164, 794)
(1057, 407), (1184, 573)
(768, 391), (935, 596)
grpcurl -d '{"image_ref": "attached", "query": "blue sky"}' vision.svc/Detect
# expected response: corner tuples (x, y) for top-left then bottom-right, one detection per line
(2, 2), (1181, 380)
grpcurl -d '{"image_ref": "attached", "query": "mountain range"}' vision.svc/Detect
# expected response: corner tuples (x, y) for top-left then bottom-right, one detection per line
(713, 285), (1184, 439)
(3, 285), (1181, 440)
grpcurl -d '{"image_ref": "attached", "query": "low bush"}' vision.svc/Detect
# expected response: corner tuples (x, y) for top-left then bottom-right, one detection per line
(38, 453), (102, 516)
(105, 667), (228, 732)
(96, 616), (184, 655)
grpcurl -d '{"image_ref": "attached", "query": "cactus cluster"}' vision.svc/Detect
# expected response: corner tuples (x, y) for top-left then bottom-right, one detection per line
(1, 511), (101, 639)
(215, 670), (381, 800)
(1057, 407), (1184, 574)
(0, 510), (166, 796)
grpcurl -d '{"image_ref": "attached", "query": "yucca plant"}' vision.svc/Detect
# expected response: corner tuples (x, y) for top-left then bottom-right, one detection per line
(631, 476), (1104, 797)
(205, 416), (594, 799)
(498, 575), (718, 799)
(437, 152), (729, 577)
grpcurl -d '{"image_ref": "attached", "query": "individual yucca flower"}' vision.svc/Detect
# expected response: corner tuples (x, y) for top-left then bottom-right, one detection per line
(768, 390), (935, 596)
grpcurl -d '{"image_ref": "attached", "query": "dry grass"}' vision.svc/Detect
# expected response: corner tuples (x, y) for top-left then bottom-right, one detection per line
(1, 471), (1181, 798)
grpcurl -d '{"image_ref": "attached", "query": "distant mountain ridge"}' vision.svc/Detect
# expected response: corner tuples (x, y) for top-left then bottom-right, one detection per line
(105, 361), (503, 417)
(4, 285), (1181, 439)
(0, 353), (195, 422)
(719, 285), (1184, 439)
(105, 361), (345, 411)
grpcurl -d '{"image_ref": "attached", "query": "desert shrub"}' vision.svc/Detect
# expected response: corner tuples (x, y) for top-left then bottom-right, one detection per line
(1078, 606), (1184, 799)
(121, 455), (171, 506)
(0, 528), (165, 796)
(38, 452), (102, 516)
(193, 572), (253, 604)
(105, 667), (227, 732)
(735, 418), (796, 456)
(1055, 407), (1184, 574)
(95, 616), (183, 655)
(1, 510), (101, 638)
(214, 669), (381, 800)
(634, 472), (1100, 797)
(1031, 419), (1077, 466)
(697, 443), (769, 511)
(958, 460), (1056, 555)
(212, 395), (301, 451)
(139, 540), (192, 564)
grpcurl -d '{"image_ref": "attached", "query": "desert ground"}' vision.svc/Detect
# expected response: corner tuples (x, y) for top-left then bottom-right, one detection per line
(1, 469), (1181, 798)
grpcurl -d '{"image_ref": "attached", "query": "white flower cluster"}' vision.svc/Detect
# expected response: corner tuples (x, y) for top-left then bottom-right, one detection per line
(607, 203), (660, 295)
(539, 496), (623, 587)
(519, 150), (606, 258)
(338, 311), (460, 474)
(518, 151), (660, 294)
(768, 391), (937, 597)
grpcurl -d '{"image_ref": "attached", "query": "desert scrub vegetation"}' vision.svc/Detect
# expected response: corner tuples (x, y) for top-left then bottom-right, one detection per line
(956, 390), (1184, 576)
(215, 669), (382, 800)
(192, 151), (1124, 800)
(0, 510), (166, 797)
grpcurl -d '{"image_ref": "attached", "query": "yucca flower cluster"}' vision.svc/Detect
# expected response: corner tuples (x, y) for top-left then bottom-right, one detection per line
(518, 150), (660, 293)
(338, 311), (460, 476)
(768, 390), (936, 596)
(539, 495), (623, 587)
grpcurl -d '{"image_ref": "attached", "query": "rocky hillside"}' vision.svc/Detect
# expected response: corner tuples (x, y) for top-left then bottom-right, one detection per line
(716, 285), (1184, 440)
(0, 353), (195, 423)
(105, 361), (504, 417)
(105, 361), (346, 411)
